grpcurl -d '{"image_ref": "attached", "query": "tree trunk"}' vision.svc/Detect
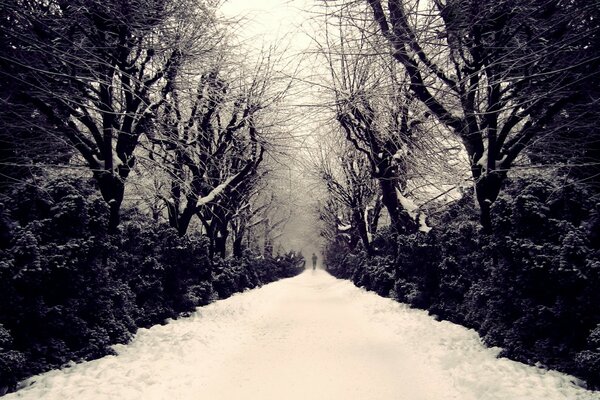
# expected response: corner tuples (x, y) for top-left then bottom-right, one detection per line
(215, 228), (228, 259)
(352, 209), (373, 256)
(177, 208), (195, 237)
(474, 171), (506, 233)
(95, 172), (124, 233)
(379, 178), (417, 235)
(164, 186), (198, 236)
(264, 239), (273, 257)
(108, 202), (121, 233)
(369, 198), (383, 235)
(233, 234), (244, 258)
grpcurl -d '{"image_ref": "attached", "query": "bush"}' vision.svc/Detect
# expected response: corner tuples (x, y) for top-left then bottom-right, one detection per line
(323, 238), (356, 279)
(0, 176), (305, 392)
(0, 177), (124, 381)
(0, 325), (26, 393)
(212, 251), (305, 299)
(0, 176), (305, 393)
(323, 175), (600, 388)
(355, 256), (395, 297)
(117, 220), (213, 326)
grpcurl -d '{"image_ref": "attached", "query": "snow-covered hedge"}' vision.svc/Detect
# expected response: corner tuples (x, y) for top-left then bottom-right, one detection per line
(212, 252), (305, 299)
(325, 176), (600, 389)
(0, 177), (304, 394)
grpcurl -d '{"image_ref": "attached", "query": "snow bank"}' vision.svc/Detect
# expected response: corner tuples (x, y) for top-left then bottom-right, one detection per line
(7, 271), (598, 400)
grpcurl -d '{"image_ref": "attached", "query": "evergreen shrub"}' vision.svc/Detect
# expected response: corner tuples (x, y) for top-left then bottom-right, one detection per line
(324, 175), (600, 388)
(0, 177), (305, 393)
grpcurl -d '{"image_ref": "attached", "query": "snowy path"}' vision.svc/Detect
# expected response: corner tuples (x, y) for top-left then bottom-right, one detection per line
(8, 270), (598, 400)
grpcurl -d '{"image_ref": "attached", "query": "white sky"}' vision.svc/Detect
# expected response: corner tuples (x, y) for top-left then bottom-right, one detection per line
(220, 0), (314, 53)
(220, 0), (324, 255)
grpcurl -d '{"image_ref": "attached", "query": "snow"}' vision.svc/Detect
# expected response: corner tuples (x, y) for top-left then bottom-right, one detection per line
(476, 152), (510, 172)
(396, 190), (431, 233)
(197, 174), (238, 206)
(477, 153), (488, 169)
(8, 271), (598, 400)
(419, 213), (431, 233)
(91, 154), (103, 167)
(337, 223), (352, 232)
(497, 153), (508, 168)
(397, 189), (419, 219)
(392, 147), (408, 160)
(365, 204), (373, 243)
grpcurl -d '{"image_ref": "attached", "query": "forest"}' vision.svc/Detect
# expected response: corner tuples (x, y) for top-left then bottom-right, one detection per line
(0, 0), (599, 394)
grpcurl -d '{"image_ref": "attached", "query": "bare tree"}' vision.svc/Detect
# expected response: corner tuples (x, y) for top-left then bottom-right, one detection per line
(312, 4), (427, 234)
(229, 185), (291, 258)
(317, 196), (353, 252)
(149, 69), (265, 239)
(145, 40), (294, 257)
(229, 183), (266, 258)
(316, 140), (381, 255)
(0, 0), (220, 230)
(363, 0), (600, 230)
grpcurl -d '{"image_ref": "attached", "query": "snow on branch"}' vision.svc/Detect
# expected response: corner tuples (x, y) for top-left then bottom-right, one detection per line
(397, 189), (431, 233)
(197, 174), (238, 206)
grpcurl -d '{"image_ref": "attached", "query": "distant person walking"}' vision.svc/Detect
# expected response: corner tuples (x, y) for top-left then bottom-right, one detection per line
(312, 253), (318, 270)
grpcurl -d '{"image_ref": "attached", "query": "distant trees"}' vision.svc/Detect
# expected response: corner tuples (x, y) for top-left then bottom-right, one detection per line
(249, 189), (291, 257)
(316, 141), (381, 255)
(229, 184), (269, 258)
(314, 5), (427, 236)
(364, 0), (600, 231)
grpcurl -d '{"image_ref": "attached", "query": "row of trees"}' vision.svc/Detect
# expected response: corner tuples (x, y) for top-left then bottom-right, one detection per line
(311, 0), (600, 388)
(313, 0), (599, 242)
(0, 1), (307, 391)
(0, 0), (293, 257)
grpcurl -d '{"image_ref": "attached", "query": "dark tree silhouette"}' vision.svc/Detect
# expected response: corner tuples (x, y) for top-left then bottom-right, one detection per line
(365, 0), (600, 231)
(0, 0), (217, 230)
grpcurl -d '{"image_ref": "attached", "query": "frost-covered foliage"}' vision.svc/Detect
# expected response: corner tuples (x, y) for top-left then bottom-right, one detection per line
(0, 177), (208, 389)
(0, 177), (305, 393)
(212, 252), (305, 299)
(325, 175), (600, 389)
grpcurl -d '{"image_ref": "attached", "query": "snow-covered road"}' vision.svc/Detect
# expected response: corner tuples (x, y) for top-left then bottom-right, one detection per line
(8, 270), (598, 400)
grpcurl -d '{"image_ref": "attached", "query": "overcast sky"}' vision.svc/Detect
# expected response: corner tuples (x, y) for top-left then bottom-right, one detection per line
(219, 0), (324, 256)
(220, 0), (312, 43)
